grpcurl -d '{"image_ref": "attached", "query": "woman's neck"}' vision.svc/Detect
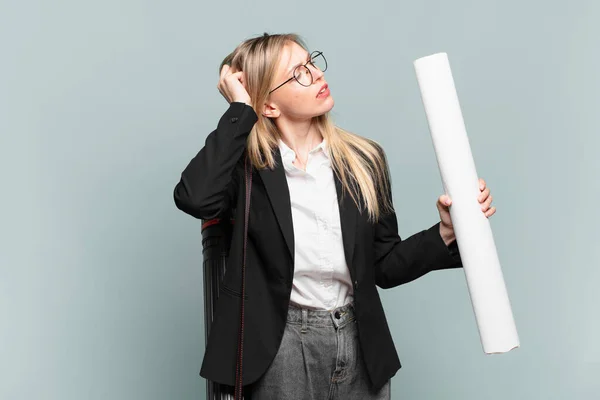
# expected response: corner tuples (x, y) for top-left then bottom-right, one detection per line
(277, 118), (323, 169)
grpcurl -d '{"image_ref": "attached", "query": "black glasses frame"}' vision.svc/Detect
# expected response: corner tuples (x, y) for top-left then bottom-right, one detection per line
(269, 51), (327, 94)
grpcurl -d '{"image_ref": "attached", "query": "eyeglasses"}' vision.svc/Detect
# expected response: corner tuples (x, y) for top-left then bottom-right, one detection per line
(269, 51), (327, 94)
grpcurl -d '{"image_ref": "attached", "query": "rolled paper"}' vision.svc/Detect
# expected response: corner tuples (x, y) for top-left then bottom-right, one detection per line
(413, 52), (519, 354)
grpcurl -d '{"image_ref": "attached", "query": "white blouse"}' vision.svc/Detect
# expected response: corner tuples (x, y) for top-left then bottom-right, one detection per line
(278, 138), (354, 311)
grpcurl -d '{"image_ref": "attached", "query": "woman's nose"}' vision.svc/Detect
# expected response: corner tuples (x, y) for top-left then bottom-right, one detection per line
(311, 66), (325, 82)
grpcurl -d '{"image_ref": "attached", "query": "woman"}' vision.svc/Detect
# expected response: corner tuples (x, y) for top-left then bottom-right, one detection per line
(174, 33), (495, 400)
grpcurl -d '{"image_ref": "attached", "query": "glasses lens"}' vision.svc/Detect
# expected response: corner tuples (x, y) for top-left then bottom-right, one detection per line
(310, 52), (327, 72)
(294, 66), (313, 86)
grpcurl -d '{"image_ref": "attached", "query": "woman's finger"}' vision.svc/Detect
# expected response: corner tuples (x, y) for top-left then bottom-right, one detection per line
(479, 178), (486, 191)
(225, 71), (244, 82)
(218, 65), (229, 96)
(219, 66), (229, 89)
(220, 64), (230, 79)
(485, 206), (496, 218)
(481, 194), (493, 211)
(478, 187), (490, 202)
(438, 194), (452, 208)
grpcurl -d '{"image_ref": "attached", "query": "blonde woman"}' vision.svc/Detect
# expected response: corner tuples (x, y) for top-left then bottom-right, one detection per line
(174, 33), (495, 400)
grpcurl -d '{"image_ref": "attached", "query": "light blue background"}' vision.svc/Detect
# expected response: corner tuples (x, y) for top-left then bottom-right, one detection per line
(1, 0), (598, 399)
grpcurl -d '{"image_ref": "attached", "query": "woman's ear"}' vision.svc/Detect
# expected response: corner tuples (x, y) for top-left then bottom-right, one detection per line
(262, 102), (280, 119)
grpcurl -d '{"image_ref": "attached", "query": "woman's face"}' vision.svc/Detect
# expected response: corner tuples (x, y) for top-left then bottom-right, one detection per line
(264, 41), (334, 121)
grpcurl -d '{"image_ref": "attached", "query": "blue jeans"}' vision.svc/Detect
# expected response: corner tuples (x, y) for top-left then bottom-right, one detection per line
(247, 303), (391, 399)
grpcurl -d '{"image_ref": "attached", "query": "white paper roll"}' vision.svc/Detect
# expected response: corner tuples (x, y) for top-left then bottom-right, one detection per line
(413, 52), (519, 354)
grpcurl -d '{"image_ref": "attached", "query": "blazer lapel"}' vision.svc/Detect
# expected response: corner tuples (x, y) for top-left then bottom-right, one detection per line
(334, 171), (357, 273)
(258, 148), (295, 261)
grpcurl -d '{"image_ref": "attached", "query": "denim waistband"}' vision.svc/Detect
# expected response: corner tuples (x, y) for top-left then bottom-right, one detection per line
(287, 303), (355, 330)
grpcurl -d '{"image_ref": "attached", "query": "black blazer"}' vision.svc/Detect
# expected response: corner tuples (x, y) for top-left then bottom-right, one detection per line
(173, 102), (462, 392)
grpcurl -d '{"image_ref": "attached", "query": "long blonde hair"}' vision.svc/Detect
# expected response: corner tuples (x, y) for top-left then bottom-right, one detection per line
(220, 33), (393, 222)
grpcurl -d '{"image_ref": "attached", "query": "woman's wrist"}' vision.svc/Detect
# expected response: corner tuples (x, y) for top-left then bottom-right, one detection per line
(439, 222), (456, 247)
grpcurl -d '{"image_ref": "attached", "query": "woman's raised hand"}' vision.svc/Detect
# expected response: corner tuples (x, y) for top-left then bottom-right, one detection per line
(218, 64), (252, 106)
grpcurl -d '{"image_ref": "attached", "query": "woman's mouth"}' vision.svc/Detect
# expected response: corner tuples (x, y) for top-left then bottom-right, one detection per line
(317, 84), (330, 98)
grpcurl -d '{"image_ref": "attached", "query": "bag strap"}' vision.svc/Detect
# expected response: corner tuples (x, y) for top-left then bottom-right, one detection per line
(234, 153), (252, 400)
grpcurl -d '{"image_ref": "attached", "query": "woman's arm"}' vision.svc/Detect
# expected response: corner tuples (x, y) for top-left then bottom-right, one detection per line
(173, 102), (258, 220)
(373, 149), (462, 289)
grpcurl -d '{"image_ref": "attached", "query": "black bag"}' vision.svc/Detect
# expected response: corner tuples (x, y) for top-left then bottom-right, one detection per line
(200, 154), (252, 400)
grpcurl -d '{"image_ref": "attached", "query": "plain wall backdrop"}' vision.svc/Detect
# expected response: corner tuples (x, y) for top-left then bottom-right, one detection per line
(1, 0), (598, 399)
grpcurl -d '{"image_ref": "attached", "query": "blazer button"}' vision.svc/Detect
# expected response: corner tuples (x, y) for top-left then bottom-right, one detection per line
(354, 280), (359, 290)
(230, 117), (239, 123)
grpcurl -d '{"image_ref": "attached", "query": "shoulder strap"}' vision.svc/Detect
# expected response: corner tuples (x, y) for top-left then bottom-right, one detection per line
(234, 153), (252, 400)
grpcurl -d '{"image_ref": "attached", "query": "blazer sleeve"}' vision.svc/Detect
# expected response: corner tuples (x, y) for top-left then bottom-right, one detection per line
(373, 148), (462, 289)
(173, 102), (258, 220)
